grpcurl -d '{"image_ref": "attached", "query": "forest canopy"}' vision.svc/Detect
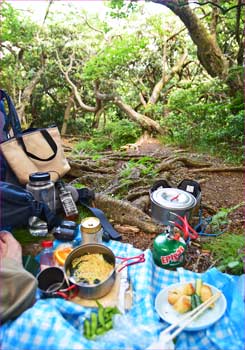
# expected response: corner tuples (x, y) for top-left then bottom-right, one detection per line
(0, 0), (244, 162)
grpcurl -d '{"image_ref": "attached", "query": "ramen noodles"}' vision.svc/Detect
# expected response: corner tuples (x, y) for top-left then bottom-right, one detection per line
(71, 253), (113, 285)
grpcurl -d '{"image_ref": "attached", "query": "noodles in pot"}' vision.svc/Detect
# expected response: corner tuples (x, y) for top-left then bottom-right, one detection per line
(71, 253), (113, 285)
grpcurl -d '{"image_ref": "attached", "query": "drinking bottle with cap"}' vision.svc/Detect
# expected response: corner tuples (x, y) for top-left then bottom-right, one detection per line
(26, 172), (55, 236)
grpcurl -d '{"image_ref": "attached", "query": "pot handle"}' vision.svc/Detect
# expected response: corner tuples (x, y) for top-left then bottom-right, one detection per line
(55, 284), (79, 299)
(151, 180), (171, 192)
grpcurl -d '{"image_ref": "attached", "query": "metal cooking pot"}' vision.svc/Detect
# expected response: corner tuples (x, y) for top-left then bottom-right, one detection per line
(64, 243), (116, 300)
(37, 266), (78, 299)
(150, 187), (197, 225)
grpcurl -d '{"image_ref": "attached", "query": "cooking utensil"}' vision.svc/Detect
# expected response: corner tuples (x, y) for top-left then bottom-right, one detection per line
(169, 213), (198, 241)
(150, 187), (197, 225)
(37, 266), (78, 299)
(116, 253), (145, 272)
(117, 264), (129, 313)
(116, 254), (145, 313)
(64, 243), (116, 300)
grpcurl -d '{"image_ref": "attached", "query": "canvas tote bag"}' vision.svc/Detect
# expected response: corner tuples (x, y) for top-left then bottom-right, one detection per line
(0, 90), (70, 185)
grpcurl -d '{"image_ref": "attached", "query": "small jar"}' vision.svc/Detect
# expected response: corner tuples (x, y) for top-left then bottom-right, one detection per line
(80, 217), (103, 244)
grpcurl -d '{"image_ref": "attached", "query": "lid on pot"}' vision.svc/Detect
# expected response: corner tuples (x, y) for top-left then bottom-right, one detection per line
(80, 217), (101, 234)
(151, 188), (196, 210)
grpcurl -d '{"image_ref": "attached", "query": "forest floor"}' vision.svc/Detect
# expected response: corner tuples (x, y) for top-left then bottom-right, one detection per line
(22, 135), (244, 274)
(62, 135), (244, 272)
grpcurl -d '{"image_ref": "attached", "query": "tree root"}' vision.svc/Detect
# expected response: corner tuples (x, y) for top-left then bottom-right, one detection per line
(190, 166), (244, 173)
(131, 195), (150, 211)
(94, 193), (165, 234)
(69, 174), (114, 190)
(126, 189), (150, 201)
(156, 157), (212, 172)
(201, 203), (218, 214)
(68, 160), (115, 177)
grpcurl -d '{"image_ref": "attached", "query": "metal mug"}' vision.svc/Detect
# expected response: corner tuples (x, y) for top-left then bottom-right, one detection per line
(36, 266), (78, 299)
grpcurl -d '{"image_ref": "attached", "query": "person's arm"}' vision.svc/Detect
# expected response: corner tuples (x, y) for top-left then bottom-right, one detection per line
(0, 232), (37, 324)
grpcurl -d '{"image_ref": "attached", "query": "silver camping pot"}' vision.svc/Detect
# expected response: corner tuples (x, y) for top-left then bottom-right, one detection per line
(150, 187), (197, 225)
(64, 243), (116, 300)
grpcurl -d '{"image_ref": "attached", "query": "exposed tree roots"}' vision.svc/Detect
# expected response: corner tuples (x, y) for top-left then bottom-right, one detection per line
(94, 193), (165, 234)
(67, 148), (240, 235)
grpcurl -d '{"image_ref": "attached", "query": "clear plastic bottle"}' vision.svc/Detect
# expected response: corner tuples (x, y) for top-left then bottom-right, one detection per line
(40, 240), (55, 271)
(26, 172), (55, 236)
(26, 172), (55, 211)
(57, 181), (78, 221)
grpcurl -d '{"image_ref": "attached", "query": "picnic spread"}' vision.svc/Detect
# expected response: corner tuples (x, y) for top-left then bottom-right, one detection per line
(0, 91), (244, 350)
(1, 239), (244, 350)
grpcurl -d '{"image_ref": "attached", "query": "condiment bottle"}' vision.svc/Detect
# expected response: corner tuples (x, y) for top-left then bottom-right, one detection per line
(80, 217), (103, 244)
(57, 180), (79, 221)
(40, 240), (55, 270)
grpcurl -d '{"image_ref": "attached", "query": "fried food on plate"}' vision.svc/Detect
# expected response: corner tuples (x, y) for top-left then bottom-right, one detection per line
(168, 283), (195, 305)
(200, 285), (214, 308)
(168, 289), (183, 305)
(167, 279), (215, 314)
(182, 283), (195, 296)
(173, 295), (192, 313)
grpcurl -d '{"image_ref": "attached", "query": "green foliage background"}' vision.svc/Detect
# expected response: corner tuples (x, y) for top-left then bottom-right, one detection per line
(0, 1), (244, 163)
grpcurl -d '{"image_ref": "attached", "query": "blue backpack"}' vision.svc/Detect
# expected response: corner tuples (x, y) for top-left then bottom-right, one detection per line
(0, 90), (22, 185)
(0, 90), (60, 230)
(0, 181), (61, 230)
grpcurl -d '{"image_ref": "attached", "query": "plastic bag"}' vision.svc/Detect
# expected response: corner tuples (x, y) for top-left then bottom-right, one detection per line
(92, 313), (163, 350)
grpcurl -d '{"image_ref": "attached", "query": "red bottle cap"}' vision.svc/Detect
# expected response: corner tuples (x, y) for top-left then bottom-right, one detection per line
(41, 240), (53, 248)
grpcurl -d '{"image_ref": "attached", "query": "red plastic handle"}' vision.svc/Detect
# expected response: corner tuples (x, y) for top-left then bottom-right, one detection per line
(55, 284), (79, 300)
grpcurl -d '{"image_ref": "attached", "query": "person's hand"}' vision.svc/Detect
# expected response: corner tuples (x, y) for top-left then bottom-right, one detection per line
(0, 231), (22, 264)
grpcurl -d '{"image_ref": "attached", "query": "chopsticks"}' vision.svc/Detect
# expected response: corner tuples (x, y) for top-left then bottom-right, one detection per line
(162, 292), (221, 341)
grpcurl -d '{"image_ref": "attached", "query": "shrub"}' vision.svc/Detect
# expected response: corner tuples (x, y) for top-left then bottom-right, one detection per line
(74, 119), (141, 153)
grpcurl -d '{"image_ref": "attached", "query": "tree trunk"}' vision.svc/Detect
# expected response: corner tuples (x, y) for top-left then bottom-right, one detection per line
(148, 48), (188, 105)
(152, 0), (228, 78)
(61, 92), (74, 136)
(114, 97), (166, 135)
(151, 0), (242, 92)
(16, 67), (44, 126)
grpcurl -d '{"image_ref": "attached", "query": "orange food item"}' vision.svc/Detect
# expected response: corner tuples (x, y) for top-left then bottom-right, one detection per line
(54, 246), (73, 266)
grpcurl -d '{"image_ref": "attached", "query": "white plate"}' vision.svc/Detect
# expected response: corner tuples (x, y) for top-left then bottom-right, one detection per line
(155, 281), (227, 331)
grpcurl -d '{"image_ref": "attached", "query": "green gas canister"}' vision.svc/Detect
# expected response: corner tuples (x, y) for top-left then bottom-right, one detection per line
(153, 231), (186, 269)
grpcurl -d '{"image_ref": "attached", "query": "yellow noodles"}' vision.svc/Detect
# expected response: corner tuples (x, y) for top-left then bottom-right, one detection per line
(71, 253), (113, 285)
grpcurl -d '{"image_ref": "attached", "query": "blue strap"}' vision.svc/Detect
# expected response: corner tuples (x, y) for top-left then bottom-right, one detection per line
(0, 89), (22, 136)
(194, 208), (225, 237)
(77, 188), (121, 241)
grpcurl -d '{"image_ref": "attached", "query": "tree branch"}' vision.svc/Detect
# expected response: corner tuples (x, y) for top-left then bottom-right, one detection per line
(81, 12), (105, 35)
(148, 48), (188, 105)
(56, 51), (100, 113)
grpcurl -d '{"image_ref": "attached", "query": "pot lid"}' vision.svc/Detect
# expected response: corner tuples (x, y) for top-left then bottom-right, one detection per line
(151, 188), (196, 210)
